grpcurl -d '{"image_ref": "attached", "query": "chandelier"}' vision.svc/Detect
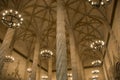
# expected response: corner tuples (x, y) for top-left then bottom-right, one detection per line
(91, 70), (100, 74)
(90, 40), (105, 50)
(27, 68), (32, 73)
(4, 55), (15, 63)
(91, 60), (102, 66)
(92, 75), (99, 79)
(1, 9), (23, 28)
(41, 76), (48, 79)
(87, 0), (111, 8)
(40, 49), (53, 58)
(67, 73), (72, 77)
(67, 73), (72, 80)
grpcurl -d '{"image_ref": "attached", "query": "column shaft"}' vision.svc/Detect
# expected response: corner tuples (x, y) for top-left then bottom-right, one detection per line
(0, 28), (15, 57)
(3, 44), (16, 79)
(68, 24), (84, 80)
(31, 37), (40, 80)
(24, 40), (34, 80)
(37, 65), (41, 80)
(103, 63), (109, 80)
(56, 0), (67, 80)
(37, 57), (41, 80)
(69, 28), (79, 80)
(48, 57), (52, 80)
(77, 55), (84, 80)
(0, 28), (15, 73)
(24, 58), (31, 80)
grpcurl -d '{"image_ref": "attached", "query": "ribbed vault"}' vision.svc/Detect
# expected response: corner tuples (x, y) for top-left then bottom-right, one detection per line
(0, 0), (113, 70)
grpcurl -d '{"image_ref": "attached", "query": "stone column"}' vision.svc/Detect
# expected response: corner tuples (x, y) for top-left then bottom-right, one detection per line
(68, 27), (84, 80)
(68, 28), (79, 80)
(24, 60), (30, 80)
(77, 55), (85, 80)
(30, 37), (40, 80)
(103, 63), (109, 80)
(24, 40), (34, 80)
(0, 28), (15, 73)
(24, 55), (32, 80)
(37, 65), (41, 80)
(48, 57), (52, 80)
(56, 0), (67, 80)
(3, 32), (16, 79)
(37, 57), (41, 80)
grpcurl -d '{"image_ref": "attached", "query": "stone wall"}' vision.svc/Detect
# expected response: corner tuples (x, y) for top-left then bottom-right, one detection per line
(103, 1), (120, 80)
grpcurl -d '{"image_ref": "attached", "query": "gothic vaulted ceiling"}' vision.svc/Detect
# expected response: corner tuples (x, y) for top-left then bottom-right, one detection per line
(0, 0), (114, 70)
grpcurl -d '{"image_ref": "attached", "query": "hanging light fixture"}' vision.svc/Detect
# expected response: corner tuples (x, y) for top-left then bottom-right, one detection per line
(91, 70), (100, 74)
(87, 0), (112, 8)
(40, 49), (53, 58)
(67, 73), (72, 80)
(91, 60), (102, 66)
(67, 73), (72, 77)
(1, 9), (23, 28)
(4, 55), (15, 63)
(92, 75), (99, 79)
(27, 68), (32, 73)
(90, 40), (105, 50)
(41, 76), (48, 79)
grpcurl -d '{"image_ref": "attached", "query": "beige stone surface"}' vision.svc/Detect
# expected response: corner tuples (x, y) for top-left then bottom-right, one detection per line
(0, 0), (119, 80)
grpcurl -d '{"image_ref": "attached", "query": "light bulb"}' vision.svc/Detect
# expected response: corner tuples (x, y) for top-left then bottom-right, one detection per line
(10, 9), (13, 13)
(5, 10), (8, 13)
(50, 52), (53, 55)
(2, 13), (5, 16)
(20, 18), (23, 21)
(13, 23), (16, 26)
(88, 0), (91, 2)
(15, 11), (18, 14)
(90, 44), (93, 48)
(101, 1), (104, 5)
(91, 1), (94, 5)
(17, 23), (20, 26)
(2, 17), (5, 19)
(19, 14), (21, 17)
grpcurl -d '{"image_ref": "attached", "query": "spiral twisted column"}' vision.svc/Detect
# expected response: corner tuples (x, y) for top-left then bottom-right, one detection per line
(3, 37), (16, 79)
(56, 0), (67, 80)
(30, 37), (40, 80)
(0, 28), (15, 69)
